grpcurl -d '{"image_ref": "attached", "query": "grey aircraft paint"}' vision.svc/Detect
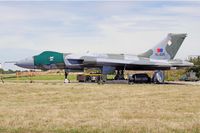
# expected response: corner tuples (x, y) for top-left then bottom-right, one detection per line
(15, 33), (193, 73)
(139, 33), (187, 60)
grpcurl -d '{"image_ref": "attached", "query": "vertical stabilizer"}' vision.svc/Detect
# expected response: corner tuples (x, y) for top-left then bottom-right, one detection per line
(139, 33), (187, 60)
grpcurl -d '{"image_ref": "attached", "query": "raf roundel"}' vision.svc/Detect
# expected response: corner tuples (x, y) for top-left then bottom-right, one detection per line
(157, 48), (164, 53)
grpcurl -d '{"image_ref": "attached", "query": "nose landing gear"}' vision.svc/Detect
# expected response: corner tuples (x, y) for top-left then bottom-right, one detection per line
(64, 70), (70, 83)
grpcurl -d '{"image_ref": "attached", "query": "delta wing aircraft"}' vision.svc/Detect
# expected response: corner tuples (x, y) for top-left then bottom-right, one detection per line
(15, 33), (193, 83)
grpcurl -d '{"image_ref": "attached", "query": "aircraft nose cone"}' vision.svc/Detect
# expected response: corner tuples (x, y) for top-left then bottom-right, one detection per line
(15, 57), (35, 69)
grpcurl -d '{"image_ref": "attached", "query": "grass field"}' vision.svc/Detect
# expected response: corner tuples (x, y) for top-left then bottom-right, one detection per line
(0, 83), (200, 133)
(2, 74), (115, 82)
(2, 74), (73, 81)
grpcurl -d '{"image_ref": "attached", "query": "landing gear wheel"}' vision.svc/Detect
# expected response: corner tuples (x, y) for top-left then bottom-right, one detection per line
(114, 70), (125, 80)
(153, 70), (165, 84)
(64, 79), (69, 83)
(97, 75), (106, 84)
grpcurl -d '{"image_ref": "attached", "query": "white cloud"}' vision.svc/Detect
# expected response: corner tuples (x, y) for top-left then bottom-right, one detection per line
(164, 6), (200, 17)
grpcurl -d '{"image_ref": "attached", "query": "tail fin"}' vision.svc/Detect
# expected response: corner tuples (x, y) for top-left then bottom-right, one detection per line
(139, 33), (187, 60)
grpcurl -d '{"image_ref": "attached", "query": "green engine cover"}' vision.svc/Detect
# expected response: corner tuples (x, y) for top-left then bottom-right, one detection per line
(34, 51), (65, 67)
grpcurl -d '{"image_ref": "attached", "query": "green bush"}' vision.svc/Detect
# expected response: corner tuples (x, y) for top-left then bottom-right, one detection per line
(188, 57), (200, 78)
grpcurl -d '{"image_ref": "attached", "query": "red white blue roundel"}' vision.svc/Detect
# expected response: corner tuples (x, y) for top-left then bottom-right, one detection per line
(157, 48), (163, 53)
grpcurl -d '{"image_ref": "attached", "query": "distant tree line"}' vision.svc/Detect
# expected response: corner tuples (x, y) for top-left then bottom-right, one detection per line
(188, 56), (200, 78)
(0, 69), (21, 74)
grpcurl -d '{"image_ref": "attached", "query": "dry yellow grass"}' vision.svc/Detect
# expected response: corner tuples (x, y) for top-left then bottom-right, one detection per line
(0, 83), (200, 133)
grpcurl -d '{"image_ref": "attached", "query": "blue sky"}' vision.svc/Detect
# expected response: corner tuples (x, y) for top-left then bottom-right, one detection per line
(0, 1), (200, 70)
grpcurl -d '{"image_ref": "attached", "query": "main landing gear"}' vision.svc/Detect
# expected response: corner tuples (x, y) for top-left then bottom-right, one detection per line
(98, 70), (165, 84)
(97, 69), (126, 84)
(128, 70), (165, 84)
(114, 70), (125, 80)
(97, 75), (107, 84)
(64, 68), (165, 84)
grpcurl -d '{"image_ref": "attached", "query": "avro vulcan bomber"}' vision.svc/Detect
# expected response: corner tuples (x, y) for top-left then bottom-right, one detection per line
(15, 33), (193, 83)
